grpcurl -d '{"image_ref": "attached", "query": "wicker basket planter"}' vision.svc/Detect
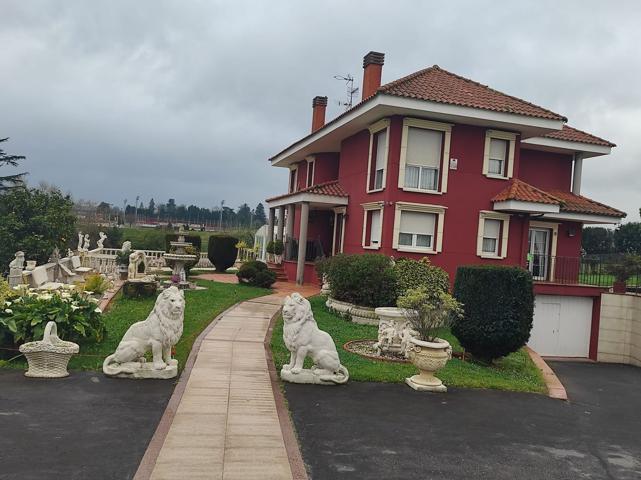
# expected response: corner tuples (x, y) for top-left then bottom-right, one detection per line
(19, 321), (79, 378)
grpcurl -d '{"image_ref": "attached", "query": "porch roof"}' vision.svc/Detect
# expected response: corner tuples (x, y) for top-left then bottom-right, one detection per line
(266, 180), (349, 209)
(492, 179), (626, 223)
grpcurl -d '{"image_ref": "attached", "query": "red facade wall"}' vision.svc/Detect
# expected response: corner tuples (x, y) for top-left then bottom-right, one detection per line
(313, 153), (340, 184)
(519, 149), (573, 191)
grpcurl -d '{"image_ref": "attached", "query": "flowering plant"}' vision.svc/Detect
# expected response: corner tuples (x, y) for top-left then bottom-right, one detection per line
(171, 274), (181, 283)
(0, 288), (105, 345)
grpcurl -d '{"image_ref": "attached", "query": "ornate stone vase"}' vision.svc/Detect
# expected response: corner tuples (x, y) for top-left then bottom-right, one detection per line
(405, 337), (452, 393)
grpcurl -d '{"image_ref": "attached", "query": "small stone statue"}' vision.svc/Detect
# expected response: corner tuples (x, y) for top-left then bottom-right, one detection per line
(9, 251), (25, 270)
(121, 240), (132, 252)
(83, 234), (91, 252)
(48, 247), (61, 264)
(127, 250), (147, 280)
(280, 293), (349, 385)
(8, 251), (26, 287)
(78, 232), (84, 252)
(97, 231), (107, 249)
(103, 286), (185, 379)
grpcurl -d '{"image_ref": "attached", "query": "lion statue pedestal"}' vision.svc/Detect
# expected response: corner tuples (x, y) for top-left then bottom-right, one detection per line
(103, 286), (185, 379)
(280, 293), (349, 385)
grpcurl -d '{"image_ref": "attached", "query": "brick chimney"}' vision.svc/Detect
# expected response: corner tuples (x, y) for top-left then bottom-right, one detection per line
(362, 51), (385, 100)
(311, 96), (328, 133)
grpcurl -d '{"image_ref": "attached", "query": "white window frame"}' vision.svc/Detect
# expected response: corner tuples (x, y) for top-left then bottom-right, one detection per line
(392, 202), (446, 254)
(305, 156), (315, 188)
(483, 130), (517, 180)
(332, 206), (346, 255)
(361, 201), (385, 249)
(289, 164), (299, 193)
(398, 118), (452, 194)
(476, 211), (510, 259)
(366, 119), (390, 193)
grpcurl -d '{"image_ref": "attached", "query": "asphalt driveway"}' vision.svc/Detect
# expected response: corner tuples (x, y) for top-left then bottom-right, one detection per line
(284, 362), (641, 480)
(0, 370), (173, 480)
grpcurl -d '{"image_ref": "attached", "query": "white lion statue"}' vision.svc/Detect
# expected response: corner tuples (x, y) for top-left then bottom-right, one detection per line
(103, 286), (185, 379)
(281, 293), (348, 385)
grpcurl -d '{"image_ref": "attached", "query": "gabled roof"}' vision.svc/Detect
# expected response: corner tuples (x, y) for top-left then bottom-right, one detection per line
(378, 65), (567, 122)
(492, 179), (625, 218)
(492, 179), (561, 205)
(266, 180), (349, 203)
(541, 125), (615, 147)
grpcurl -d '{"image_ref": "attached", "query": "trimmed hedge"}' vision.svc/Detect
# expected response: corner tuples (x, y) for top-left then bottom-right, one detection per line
(394, 257), (450, 295)
(452, 265), (534, 362)
(207, 235), (238, 272)
(322, 254), (398, 308)
(237, 260), (276, 288)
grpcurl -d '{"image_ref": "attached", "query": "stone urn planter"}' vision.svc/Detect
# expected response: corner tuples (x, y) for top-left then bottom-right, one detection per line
(374, 307), (414, 355)
(325, 297), (353, 317)
(405, 337), (451, 392)
(349, 304), (378, 325)
(19, 321), (79, 378)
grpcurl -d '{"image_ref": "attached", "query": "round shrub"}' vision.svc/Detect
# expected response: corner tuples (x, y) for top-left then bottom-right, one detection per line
(452, 265), (534, 362)
(237, 260), (276, 288)
(266, 240), (284, 255)
(208, 235), (238, 272)
(323, 254), (398, 308)
(393, 257), (450, 295)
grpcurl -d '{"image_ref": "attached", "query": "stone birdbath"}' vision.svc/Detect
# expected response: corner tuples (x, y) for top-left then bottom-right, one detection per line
(163, 226), (198, 289)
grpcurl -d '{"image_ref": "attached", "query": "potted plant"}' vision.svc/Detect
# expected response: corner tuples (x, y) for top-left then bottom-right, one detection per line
(397, 286), (463, 392)
(115, 249), (131, 280)
(606, 254), (641, 294)
(266, 240), (284, 264)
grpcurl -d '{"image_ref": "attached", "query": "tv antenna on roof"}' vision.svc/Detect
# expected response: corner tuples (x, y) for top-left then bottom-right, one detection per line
(334, 74), (359, 110)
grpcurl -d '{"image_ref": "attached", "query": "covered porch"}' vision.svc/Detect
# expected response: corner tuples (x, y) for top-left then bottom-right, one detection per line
(266, 180), (349, 284)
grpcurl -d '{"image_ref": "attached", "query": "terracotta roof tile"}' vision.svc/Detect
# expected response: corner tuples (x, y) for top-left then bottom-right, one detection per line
(378, 65), (566, 121)
(492, 179), (625, 218)
(266, 180), (348, 202)
(542, 125), (615, 147)
(492, 179), (561, 205)
(547, 190), (626, 218)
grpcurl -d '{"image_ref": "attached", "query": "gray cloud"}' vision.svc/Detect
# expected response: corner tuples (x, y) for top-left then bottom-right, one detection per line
(1, 0), (639, 220)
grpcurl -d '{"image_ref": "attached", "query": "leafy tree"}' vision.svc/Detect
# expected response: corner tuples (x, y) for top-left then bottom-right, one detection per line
(582, 227), (614, 254)
(237, 203), (251, 227)
(0, 186), (76, 272)
(254, 202), (267, 226)
(148, 198), (155, 216)
(0, 138), (27, 192)
(614, 222), (641, 254)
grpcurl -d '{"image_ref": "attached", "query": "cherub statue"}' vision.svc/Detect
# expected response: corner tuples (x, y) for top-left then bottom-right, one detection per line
(78, 232), (84, 252)
(97, 231), (107, 249)
(83, 233), (91, 251)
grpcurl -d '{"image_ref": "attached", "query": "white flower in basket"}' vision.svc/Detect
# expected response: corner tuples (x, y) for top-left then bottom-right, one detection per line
(19, 321), (80, 378)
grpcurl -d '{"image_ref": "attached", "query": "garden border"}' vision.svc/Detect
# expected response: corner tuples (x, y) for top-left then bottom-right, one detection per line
(526, 346), (568, 401)
(265, 305), (309, 480)
(132, 300), (241, 480)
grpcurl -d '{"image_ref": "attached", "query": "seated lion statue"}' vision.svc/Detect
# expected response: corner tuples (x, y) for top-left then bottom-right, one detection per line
(103, 286), (185, 377)
(281, 293), (348, 384)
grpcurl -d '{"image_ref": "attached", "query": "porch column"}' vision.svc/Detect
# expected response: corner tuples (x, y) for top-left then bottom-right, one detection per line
(277, 206), (285, 241)
(285, 204), (295, 258)
(572, 153), (583, 195)
(296, 202), (309, 285)
(267, 208), (275, 244)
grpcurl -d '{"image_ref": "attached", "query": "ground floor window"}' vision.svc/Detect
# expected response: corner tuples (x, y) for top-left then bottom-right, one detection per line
(392, 202), (446, 254)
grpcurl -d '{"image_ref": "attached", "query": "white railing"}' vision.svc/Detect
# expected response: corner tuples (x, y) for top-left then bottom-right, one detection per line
(238, 248), (258, 263)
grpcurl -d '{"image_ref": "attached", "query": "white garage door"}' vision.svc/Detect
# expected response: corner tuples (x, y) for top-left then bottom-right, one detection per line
(528, 295), (593, 357)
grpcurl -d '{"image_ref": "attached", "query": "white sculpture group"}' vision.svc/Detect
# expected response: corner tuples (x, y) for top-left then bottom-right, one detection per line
(127, 250), (148, 280)
(103, 286), (185, 379)
(280, 293), (349, 385)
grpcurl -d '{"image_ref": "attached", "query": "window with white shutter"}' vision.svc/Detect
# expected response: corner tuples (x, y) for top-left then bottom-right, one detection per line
(367, 119), (390, 192)
(398, 211), (436, 249)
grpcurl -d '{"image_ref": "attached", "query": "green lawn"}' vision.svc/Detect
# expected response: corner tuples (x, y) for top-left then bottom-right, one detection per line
(3, 280), (269, 371)
(578, 272), (640, 287)
(270, 296), (546, 393)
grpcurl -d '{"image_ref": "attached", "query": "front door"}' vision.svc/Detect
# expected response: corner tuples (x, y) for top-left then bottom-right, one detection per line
(528, 228), (550, 280)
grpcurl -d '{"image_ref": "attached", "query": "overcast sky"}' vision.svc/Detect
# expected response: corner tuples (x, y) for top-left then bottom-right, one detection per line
(1, 0), (639, 220)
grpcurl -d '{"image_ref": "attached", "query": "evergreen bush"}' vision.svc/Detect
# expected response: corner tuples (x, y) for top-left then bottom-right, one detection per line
(452, 265), (534, 362)
(207, 235), (239, 272)
(394, 257), (450, 295)
(236, 260), (276, 288)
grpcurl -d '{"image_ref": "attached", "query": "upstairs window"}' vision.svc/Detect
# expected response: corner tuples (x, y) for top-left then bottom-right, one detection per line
(399, 118), (452, 194)
(306, 157), (315, 187)
(367, 119), (390, 193)
(289, 167), (298, 193)
(481, 218), (501, 255)
(483, 130), (516, 179)
(488, 138), (508, 176)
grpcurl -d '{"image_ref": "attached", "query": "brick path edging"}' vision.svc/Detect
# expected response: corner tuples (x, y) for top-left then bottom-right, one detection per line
(526, 346), (569, 401)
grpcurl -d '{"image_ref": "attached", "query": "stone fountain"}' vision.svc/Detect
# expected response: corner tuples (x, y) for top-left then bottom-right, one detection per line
(163, 226), (198, 289)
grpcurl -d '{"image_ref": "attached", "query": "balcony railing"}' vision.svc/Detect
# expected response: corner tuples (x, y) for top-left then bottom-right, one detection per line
(527, 254), (641, 289)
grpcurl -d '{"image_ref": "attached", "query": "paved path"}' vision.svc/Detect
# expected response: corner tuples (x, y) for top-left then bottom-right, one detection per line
(145, 294), (299, 480)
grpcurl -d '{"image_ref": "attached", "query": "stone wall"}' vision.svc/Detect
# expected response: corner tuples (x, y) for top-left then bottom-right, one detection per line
(598, 293), (641, 366)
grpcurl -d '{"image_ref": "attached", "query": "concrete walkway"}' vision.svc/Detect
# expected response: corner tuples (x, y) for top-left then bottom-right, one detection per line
(139, 293), (304, 480)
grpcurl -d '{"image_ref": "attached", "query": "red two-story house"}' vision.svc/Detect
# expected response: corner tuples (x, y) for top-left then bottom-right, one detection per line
(265, 51), (625, 359)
